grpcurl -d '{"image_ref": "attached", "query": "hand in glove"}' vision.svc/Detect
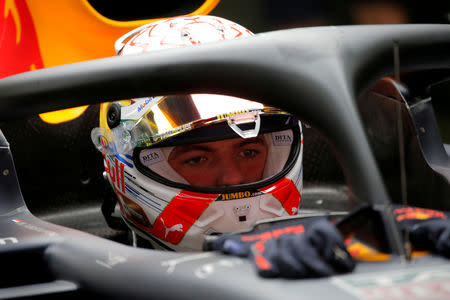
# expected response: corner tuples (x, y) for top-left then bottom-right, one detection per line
(205, 217), (355, 278)
(393, 206), (450, 257)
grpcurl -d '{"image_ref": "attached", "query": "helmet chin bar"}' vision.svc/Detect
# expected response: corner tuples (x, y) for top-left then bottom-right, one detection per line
(227, 112), (261, 139)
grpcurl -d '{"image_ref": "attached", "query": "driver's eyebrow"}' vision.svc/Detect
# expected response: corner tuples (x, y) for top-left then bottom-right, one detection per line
(239, 137), (265, 147)
(171, 137), (266, 156)
(171, 145), (213, 156)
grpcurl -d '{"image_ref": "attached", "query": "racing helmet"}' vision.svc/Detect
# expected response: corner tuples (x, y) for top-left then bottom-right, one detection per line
(92, 15), (303, 251)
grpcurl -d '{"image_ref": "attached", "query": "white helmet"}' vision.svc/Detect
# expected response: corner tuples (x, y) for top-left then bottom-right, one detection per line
(92, 15), (303, 251)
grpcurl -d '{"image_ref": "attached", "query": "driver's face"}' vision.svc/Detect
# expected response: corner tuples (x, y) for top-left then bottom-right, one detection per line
(168, 137), (268, 187)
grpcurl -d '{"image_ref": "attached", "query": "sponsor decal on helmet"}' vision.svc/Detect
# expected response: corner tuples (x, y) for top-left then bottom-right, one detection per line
(121, 96), (163, 121)
(139, 149), (164, 166)
(102, 136), (127, 193)
(217, 110), (250, 120)
(272, 130), (293, 146)
(139, 123), (193, 147)
(218, 191), (262, 201)
(137, 97), (153, 113)
(118, 194), (152, 228)
(104, 156), (125, 194)
(161, 218), (184, 238)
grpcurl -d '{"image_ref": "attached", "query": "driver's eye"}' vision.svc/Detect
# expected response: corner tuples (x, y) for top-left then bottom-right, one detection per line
(240, 149), (258, 158)
(185, 156), (207, 165)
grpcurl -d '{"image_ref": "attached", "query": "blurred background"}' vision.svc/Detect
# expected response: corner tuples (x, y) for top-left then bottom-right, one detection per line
(90, 0), (450, 31)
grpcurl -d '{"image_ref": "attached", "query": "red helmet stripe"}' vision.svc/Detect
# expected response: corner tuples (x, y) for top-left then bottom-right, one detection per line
(117, 189), (218, 245)
(150, 191), (218, 244)
(259, 178), (301, 215)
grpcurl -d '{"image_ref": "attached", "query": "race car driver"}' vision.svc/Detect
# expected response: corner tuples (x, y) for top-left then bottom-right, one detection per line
(91, 15), (304, 252)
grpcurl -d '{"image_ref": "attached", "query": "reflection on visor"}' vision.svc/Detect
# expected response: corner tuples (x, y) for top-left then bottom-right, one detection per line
(112, 94), (288, 151)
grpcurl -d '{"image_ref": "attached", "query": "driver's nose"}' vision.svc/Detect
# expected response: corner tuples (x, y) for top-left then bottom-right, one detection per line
(217, 159), (244, 186)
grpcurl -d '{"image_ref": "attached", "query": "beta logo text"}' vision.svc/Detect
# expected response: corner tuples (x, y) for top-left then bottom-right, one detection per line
(272, 130), (293, 146)
(139, 149), (164, 166)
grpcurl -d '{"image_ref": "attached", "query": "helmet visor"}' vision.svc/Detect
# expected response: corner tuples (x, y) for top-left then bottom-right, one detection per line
(93, 94), (302, 191)
(101, 94), (290, 153)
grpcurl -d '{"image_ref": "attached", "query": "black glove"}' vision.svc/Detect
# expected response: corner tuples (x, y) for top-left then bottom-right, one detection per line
(206, 217), (355, 278)
(409, 219), (450, 257)
(393, 206), (450, 258)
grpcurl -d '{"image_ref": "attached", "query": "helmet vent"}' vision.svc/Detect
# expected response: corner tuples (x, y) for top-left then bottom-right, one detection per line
(107, 103), (122, 129)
